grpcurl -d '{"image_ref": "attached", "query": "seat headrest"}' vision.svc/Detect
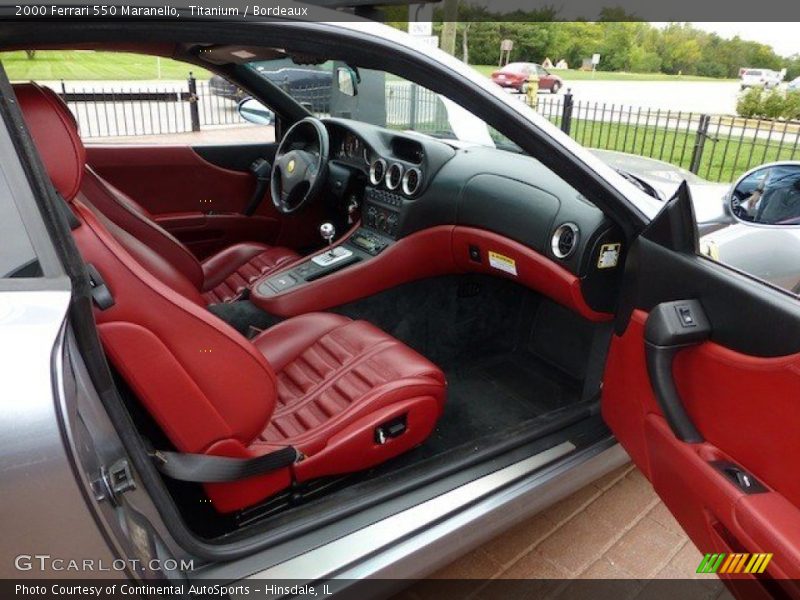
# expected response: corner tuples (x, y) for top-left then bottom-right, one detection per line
(14, 83), (85, 201)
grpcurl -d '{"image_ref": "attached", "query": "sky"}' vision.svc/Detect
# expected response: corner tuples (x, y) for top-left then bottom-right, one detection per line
(686, 23), (800, 58)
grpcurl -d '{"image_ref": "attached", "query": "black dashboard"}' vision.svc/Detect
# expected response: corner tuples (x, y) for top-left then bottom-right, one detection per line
(324, 117), (623, 282)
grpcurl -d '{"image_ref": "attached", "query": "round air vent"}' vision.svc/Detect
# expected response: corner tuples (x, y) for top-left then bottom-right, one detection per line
(369, 158), (387, 186)
(551, 223), (579, 259)
(385, 163), (404, 191)
(401, 167), (422, 196)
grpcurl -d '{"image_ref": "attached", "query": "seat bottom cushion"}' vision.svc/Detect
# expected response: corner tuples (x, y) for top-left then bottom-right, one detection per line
(252, 313), (447, 482)
(201, 243), (299, 304)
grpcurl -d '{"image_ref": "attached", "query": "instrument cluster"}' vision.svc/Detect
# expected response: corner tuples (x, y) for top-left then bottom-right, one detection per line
(335, 131), (371, 165)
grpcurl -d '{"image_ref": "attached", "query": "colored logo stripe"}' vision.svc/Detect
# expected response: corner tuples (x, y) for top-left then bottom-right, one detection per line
(697, 553), (772, 574)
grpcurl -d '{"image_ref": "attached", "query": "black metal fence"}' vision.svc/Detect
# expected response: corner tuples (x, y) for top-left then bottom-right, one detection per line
(530, 93), (800, 182)
(57, 75), (800, 184)
(58, 74), (249, 138)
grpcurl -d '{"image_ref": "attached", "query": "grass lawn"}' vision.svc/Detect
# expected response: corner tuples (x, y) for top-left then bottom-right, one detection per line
(1, 50), (211, 81)
(470, 65), (735, 83)
(2, 50), (735, 84)
(551, 116), (799, 182)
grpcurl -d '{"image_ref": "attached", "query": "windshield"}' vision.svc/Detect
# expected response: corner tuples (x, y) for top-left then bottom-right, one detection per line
(244, 58), (521, 153)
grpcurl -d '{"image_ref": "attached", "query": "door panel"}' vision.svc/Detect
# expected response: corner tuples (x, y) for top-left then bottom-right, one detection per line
(85, 144), (321, 258)
(153, 212), (281, 259)
(604, 310), (800, 581)
(602, 187), (800, 591)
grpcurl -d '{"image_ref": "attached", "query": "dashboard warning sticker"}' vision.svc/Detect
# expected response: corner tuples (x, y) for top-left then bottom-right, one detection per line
(488, 251), (517, 276)
(597, 243), (621, 269)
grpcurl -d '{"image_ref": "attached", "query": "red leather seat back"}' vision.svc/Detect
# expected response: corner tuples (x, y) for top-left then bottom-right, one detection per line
(16, 82), (279, 457)
(15, 82), (209, 292)
(14, 83), (85, 200)
(82, 166), (206, 290)
(74, 198), (279, 454)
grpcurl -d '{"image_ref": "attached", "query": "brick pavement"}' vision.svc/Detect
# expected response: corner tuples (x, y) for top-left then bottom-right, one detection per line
(402, 464), (734, 600)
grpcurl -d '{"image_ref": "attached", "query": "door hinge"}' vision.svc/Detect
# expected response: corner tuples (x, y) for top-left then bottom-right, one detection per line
(96, 459), (136, 506)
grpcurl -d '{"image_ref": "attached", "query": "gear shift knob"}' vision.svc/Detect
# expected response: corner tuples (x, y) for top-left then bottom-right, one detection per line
(311, 221), (353, 267)
(320, 222), (336, 245)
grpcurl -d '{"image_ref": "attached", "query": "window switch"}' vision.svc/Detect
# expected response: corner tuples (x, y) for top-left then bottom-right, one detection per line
(468, 244), (481, 263)
(676, 305), (696, 327)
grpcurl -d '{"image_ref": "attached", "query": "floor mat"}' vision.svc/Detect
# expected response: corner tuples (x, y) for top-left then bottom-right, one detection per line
(412, 350), (583, 458)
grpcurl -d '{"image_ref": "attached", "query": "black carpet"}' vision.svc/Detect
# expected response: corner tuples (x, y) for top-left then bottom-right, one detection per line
(331, 274), (594, 460)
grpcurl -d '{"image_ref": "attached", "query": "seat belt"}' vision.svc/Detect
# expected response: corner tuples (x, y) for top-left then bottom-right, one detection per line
(243, 158), (272, 216)
(150, 446), (301, 483)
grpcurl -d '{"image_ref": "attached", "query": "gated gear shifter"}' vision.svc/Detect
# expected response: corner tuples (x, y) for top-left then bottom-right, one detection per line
(320, 222), (336, 256)
(311, 222), (354, 267)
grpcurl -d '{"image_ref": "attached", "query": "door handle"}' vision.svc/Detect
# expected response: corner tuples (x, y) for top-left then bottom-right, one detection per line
(644, 300), (711, 443)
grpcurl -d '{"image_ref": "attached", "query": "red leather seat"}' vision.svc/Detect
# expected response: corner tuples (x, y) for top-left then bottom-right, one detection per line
(16, 82), (447, 513)
(15, 83), (298, 305)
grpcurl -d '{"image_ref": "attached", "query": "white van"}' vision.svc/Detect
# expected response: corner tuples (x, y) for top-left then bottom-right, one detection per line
(740, 68), (783, 89)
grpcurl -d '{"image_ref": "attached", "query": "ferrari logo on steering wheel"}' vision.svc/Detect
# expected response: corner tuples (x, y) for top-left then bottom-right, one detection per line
(287, 159), (296, 174)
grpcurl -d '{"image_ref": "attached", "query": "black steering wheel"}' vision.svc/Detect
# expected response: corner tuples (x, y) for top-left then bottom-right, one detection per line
(270, 117), (330, 214)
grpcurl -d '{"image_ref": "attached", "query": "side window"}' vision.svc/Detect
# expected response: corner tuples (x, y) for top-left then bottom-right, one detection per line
(0, 50), (276, 146)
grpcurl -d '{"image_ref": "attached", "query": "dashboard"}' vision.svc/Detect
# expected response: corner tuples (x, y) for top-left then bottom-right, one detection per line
(322, 118), (624, 314)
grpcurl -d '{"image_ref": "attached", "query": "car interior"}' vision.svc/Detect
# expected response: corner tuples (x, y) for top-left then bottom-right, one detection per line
(8, 23), (800, 591)
(9, 42), (627, 541)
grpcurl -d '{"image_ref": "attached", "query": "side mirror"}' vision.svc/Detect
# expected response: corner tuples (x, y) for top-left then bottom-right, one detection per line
(729, 162), (800, 225)
(237, 97), (274, 125)
(336, 67), (358, 97)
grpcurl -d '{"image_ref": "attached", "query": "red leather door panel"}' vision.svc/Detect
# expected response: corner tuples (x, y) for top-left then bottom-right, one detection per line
(86, 145), (321, 258)
(602, 309), (800, 587)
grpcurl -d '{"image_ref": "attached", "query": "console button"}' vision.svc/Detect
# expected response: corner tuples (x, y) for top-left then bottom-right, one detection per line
(268, 273), (298, 293)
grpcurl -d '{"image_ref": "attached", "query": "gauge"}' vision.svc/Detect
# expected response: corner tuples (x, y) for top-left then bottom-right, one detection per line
(344, 134), (360, 159)
(363, 147), (371, 164)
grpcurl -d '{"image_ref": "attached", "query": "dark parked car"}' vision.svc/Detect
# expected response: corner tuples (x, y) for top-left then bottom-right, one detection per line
(209, 63), (333, 112)
(490, 62), (563, 93)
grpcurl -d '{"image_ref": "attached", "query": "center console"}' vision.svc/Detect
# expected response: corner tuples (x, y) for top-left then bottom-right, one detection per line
(363, 187), (403, 238)
(255, 192), (400, 298)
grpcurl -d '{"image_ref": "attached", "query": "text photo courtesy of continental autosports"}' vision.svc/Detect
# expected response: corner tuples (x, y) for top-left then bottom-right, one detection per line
(1, 1), (800, 599)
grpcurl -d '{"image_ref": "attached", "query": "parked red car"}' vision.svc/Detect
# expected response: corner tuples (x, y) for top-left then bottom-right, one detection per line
(490, 62), (564, 94)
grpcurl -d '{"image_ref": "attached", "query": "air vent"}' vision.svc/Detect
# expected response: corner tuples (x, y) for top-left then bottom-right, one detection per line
(369, 158), (387, 186)
(551, 223), (579, 259)
(385, 163), (404, 191)
(401, 167), (422, 196)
